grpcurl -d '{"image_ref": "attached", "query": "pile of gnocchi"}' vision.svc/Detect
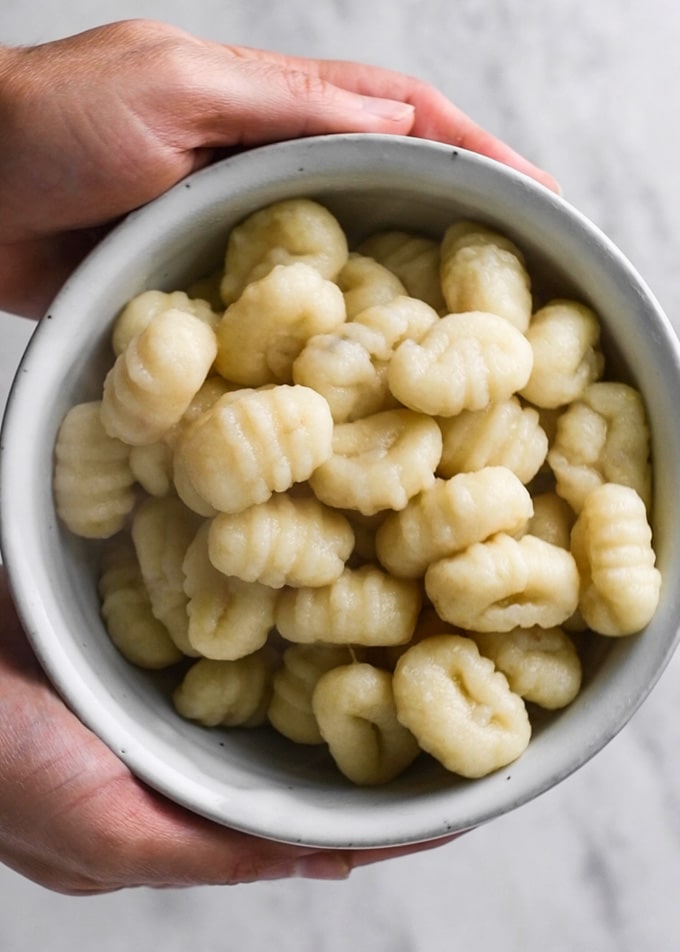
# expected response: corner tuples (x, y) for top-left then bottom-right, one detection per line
(53, 197), (662, 786)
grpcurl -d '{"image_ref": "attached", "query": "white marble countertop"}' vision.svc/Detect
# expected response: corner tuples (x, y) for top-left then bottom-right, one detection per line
(2, 1), (680, 949)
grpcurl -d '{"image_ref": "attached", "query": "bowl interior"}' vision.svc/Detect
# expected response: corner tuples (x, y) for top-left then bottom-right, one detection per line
(2, 134), (680, 848)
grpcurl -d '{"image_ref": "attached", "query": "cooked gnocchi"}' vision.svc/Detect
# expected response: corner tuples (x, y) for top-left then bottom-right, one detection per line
(387, 310), (534, 417)
(219, 197), (349, 304)
(425, 533), (581, 632)
(53, 401), (136, 539)
(173, 649), (278, 728)
(98, 539), (184, 669)
(393, 634), (532, 779)
(308, 408), (443, 515)
(101, 308), (217, 445)
(214, 262), (346, 385)
(174, 384), (334, 514)
(375, 467), (533, 578)
(357, 229), (446, 312)
(570, 482), (661, 636)
(53, 197), (661, 788)
(313, 663), (421, 785)
(437, 396), (548, 485)
(547, 381), (652, 512)
(439, 221), (533, 332)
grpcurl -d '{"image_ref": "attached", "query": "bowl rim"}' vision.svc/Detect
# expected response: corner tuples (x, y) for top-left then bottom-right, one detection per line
(2, 133), (680, 848)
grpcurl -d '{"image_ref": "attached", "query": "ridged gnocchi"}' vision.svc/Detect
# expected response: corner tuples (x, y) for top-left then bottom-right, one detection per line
(375, 467), (533, 578)
(207, 493), (354, 588)
(336, 253), (407, 319)
(571, 483), (661, 636)
(131, 496), (202, 656)
(219, 197), (348, 305)
(98, 539), (184, 669)
(393, 634), (532, 778)
(276, 565), (422, 647)
(471, 626), (582, 710)
(101, 308), (217, 445)
(53, 401), (136, 539)
(309, 408), (443, 515)
(53, 198), (662, 789)
(215, 262), (346, 385)
(173, 649), (278, 728)
(312, 663), (421, 785)
(520, 299), (605, 408)
(425, 533), (580, 632)
(439, 221), (533, 332)
(547, 381), (652, 513)
(268, 643), (355, 745)
(387, 311), (533, 417)
(174, 385), (334, 514)
(183, 523), (278, 660)
(437, 396), (548, 485)
(112, 289), (219, 356)
(292, 295), (438, 423)
(358, 229), (446, 312)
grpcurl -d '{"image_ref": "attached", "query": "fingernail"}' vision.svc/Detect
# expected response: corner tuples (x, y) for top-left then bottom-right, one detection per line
(536, 169), (562, 195)
(361, 97), (415, 121)
(294, 853), (352, 880)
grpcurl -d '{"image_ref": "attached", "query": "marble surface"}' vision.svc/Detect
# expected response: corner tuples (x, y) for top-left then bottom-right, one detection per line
(2, 1), (680, 949)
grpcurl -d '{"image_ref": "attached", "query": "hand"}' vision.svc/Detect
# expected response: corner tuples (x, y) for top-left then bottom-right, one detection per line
(0, 567), (455, 894)
(1, 18), (533, 891)
(0, 18), (558, 317)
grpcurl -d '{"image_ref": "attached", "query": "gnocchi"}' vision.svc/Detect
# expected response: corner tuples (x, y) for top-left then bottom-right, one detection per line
(357, 229), (446, 312)
(101, 308), (217, 445)
(375, 467), (533, 578)
(215, 262), (346, 385)
(309, 408), (443, 515)
(276, 565), (422, 647)
(53, 401), (136, 539)
(313, 663), (421, 785)
(219, 197), (349, 304)
(53, 198), (662, 789)
(131, 495), (202, 656)
(547, 381), (652, 512)
(268, 643), (355, 745)
(183, 522), (278, 660)
(98, 540), (184, 669)
(336, 253), (407, 319)
(387, 311), (533, 417)
(425, 533), (580, 632)
(207, 493), (355, 589)
(393, 634), (532, 778)
(173, 649), (278, 728)
(570, 483), (661, 636)
(174, 385), (334, 514)
(471, 626), (582, 710)
(439, 221), (532, 332)
(520, 299), (605, 408)
(112, 288), (219, 356)
(292, 295), (438, 422)
(437, 396), (548, 485)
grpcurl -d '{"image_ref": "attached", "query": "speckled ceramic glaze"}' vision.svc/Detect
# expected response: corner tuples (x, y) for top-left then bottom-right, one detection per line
(2, 134), (679, 849)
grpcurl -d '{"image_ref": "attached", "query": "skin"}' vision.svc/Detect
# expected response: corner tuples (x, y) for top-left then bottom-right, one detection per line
(0, 18), (556, 894)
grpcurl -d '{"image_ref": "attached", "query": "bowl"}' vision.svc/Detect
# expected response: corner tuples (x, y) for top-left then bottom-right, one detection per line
(2, 133), (680, 849)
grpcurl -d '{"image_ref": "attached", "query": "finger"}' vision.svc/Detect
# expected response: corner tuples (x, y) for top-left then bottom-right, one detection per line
(220, 48), (559, 192)
(346, 833), (464, 870)
(0, 570), (351, 891)
(85, 784), (355, 889)
(174, 46), (416, 147)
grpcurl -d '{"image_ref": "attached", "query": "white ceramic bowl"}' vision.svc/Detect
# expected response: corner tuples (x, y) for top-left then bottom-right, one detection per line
(2, 134), (680, 849)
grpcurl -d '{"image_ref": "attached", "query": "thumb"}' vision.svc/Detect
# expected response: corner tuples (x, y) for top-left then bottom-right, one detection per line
(185, 53), (417, 147)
